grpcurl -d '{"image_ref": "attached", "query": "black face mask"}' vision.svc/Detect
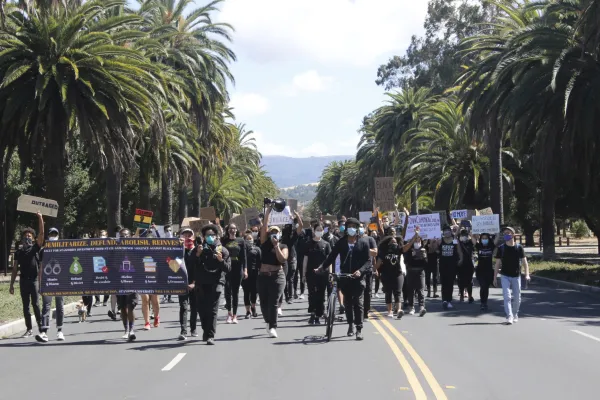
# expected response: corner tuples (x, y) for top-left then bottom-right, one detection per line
(389, 243), (399, 252)
(22, 237), (33, 248)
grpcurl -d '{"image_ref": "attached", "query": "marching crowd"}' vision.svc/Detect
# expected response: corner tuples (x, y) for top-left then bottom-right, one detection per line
(9, 206), (530, 344)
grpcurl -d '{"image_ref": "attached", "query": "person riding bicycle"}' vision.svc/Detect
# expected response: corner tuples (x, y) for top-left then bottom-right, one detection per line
(315, 218), (371, 341)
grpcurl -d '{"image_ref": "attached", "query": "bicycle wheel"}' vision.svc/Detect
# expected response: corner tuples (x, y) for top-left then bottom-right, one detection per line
(325, 289), (337, 342)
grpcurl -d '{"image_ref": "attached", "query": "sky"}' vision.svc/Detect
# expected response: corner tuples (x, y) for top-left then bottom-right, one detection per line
(216, 0), (429, 158)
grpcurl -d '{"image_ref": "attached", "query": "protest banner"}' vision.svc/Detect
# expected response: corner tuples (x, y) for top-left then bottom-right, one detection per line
(17, 195), (59, 218)
(358, 211), (372, 223)
(404, 213), (442, 240)
(472, 215), (500, 234)
(133, 209), (153, 229)
(478, 207), (493, 216)
(200, 207), (217, 221)
(374, 177), (395, 211)
(270, 206), (293, 225)
(40, 238), (187, 296)
(451, 210), (468, 220)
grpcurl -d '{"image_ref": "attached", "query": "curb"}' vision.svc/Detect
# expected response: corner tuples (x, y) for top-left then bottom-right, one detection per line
(530, 275), (600, 296)
(0, 301), (79, 339)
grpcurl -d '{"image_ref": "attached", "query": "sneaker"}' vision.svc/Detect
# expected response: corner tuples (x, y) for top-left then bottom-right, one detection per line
(356, 330), (364, 341)
(506, 316), (514, 325)
(245, 311), (251, 319)
(513, 315), (519, 323)
(22, 330), (33, 338)
(299, 294), (304, 300)
(207, 338), (215, 345)
(128, 331), (137, 341)
(468, 297), (475, 304)
(419, 308), (427, 317)
(226, 314), (233, 324)
(433, 293), (439, 298)
(347, 326), (355, 337)
(286, 299), (293, 305)
(387, 311), (394, 318)
(102, 302), (107, 307)
(403, 301), (409, 309)
(268, 328), (278, 338)
(252, 309), (258, 318)
(294, 293), (299, 300)
(375, 293), (380, 299)
(160, 297), (167, 304)
(121, 331), (129, 339)
(339, 305), (345, 315)
(442, 301), (448, 310)
(202, 333), (208, 342)
(108, 310), (117, 321)
(309, 314), (315, 325)
(397, 310), (404, 319)
(314, 318), (321, 325)
(143, 323), (151, 331)
(35, 332), (49, 343)
(87, 311), (93, 317)
(460, 295), (465, 302)
(277, 307), (283, 316)
(153, 316), (160, 328)
(427, 290), (431, 298)
(150, 314), (154, 320)
(447, 302), (454, 309)
(480, 304), (486, 311)
(168, 298), (175, 303)
(191, 330), (198, 337)
(178, 333), (187, 341)
(57, 331), (65, 341)
(232, 316), (239, 324)
(408, 308), (415, 315)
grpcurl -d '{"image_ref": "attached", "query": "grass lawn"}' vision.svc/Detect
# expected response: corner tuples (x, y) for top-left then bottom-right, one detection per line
(530, 261), (600, 287)
(0, 283), (81, 325)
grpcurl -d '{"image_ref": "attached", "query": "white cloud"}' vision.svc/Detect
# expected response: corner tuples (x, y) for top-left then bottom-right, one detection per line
(279, 70), (334, 96)
(219, 0), (428, 67)
(252, 130), (359, 157)
(229, 93), (270, 118)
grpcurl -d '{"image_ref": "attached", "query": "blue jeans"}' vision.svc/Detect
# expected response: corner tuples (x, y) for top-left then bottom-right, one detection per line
(501, 275), (521, 318)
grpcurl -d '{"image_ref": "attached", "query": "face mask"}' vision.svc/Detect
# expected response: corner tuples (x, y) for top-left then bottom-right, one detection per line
(359, 228), (365, 235)
(49, 236), (58, 242)
(184, 238), (195, 250)
(481, 239), (489, 246)
(165, 232), (173, 238)
(314, 230), (323, 239)
(295, 224), (299, 229)
(251, 232), (258, 239)
(205, 235), (216, 245)
(370, 232), (377, 238)
(324, 227), (329, 234)
(460, 236), (468, 243)
(347, 228), (357, 237)
(443, 231), (452, 238)
(271, 233), (281, 241)
(246, 240), (253, 247)
(339, 226), (345, 233)
(504, 234), (513, 242)
(22, 237), (33, 247)
(389, 243), (399, 252)
(414, 242), (422, 250)
(100, 234), (108, 239)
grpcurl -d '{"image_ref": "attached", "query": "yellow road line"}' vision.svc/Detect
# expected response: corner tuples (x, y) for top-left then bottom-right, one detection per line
(370, 317), (427, 400)
(373, 310), (448, 400)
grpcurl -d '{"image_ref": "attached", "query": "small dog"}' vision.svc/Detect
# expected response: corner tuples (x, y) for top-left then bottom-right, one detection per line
(77, 301), (87, 323)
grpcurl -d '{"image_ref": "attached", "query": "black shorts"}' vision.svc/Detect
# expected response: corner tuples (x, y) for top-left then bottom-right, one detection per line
(117, 294), (138, 309)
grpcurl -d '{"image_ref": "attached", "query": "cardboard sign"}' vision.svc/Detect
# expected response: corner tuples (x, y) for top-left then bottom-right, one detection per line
(133, 209), (153, 229)
(230, 214), (247, 232)
(270, 206), (293, 226)
(394, 211), (407, 226)
(405, 213), (442, 240)
(181, 217), (202, 231)
(322, 215), (338, 223)
(374, 177), (395, 212)
(451, 210), (468, 220)
(17, 195), (59, 218)
(472, 214), (500, 234)
(358, 211), (372, 223)
(286, 199), (298, 213)
(478, 207), (493, 216)
(243, 207), (261, 227)
(189, 219), (209, 234)
(200, 207), (217, 221)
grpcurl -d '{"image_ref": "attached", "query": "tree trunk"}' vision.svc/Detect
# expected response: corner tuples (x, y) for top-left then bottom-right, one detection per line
(191, 167), (201, 217)
(524, 225), (536, 247)
(541, 171), (556, 260)
(488, 124), (504, 224)
(161, 167), (173, 225)
(138, 164), (151, 210)
(178, 183), (188, 224)
(0, 159), (6, 274)
(105, 164), (122, 236)
(410, 186), (419, 214)
(43, 138), (66, 233)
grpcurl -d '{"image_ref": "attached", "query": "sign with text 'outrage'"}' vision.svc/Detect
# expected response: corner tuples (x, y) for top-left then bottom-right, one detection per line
(17, 195), (59, 218)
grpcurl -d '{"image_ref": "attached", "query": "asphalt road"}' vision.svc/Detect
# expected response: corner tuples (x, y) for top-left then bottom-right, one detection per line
(1, 280), (600, 400)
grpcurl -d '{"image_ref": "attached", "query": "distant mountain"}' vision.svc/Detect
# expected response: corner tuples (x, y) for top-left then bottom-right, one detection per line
(278, 184), (318, 204)
(261, 155), (353, 188)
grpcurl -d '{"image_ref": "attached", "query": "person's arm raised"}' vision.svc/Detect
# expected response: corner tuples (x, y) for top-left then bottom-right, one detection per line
(36, 212), (45, 248)
(260, 207), (271, 244)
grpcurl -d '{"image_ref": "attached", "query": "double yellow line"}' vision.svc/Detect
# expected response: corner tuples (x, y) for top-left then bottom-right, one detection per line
(370, 310), (448, 400)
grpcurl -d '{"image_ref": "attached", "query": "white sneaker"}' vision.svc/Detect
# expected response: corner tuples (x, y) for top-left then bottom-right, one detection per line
(408, 308), (415, 315)
(375, 293), (380, 299)
(35, 332), (49, 343)
(57, 331), (65, 341)
(232, 316), (239, 324)
(387, 311), (394, 318)
(226, 315), (233, 324)
(129, 330), (137, 341)
(513, 315), (519, 323)
(268, 328), (278, 338)
(299, 294), (304, 300)
(121, 331), (129, 339)
(506, 316), (514, 325)
(447, 302), (454, 309)
(277, 307), (283, 316)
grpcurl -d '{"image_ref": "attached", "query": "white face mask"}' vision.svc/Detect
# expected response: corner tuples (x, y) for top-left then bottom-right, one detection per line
(251, 232), (258, 239)
(165, 231), (173, 238)
(460, 236), (468, 243)
(49, 236), (58, 242)
(100, 235), (107, 239)
(295, 224), (299, 229)
(314, 230), (323, 239)
(414, 242), (421, 250)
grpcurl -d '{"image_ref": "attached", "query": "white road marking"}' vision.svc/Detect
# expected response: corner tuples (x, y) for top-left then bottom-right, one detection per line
(161, 353), (186, 371)
(571, 330), (600, 343)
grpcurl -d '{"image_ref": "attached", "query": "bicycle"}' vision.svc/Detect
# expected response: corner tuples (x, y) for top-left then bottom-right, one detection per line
(325, 272), (354, 342)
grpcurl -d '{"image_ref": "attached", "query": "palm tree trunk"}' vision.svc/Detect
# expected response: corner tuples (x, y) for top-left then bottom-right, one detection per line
(138, 164), (151, 210)
(410, 186), (419, 214)
(178, 183), (188, 223)
(43, 139), (66, 232)
(541, 166), (556, 260)
(488, 124), (504, 224)
(0, 157), (7, 274)
(105, 164), (122, 236)
(161, 167), (173, 225)
(191, 167), (201, 217)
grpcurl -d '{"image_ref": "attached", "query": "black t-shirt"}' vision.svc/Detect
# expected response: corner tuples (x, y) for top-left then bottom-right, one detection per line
(246, 243), (262, 272)
(404, 247), (428, 269)
(439, 241), (459, 268)
(222, 237), (247, 274)
(378, 249), (403, 278)
(460, 241), (475, 267)
(496, 244), (525, 277)
(304, 239), (331, 276)
(282, 230), (300, 261)
(16, 243), (41, 281)
(260, 241), (288, 266)
(476, 242), (495, 271)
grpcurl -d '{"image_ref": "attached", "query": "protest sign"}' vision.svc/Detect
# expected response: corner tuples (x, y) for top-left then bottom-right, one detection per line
(133, 209), (153, 229)
(472, 215), (500, 234)
(270, 206), (293, 225)
(451, 210), (468, 220)
(432, 210), (448, 228)
(40, 238), (187, 296)
(229, 214), (247, 232)
(374, 177), (395, 211)
(359, 211), (372, 223)
(286, 199), (298, 213)
(189, 219), (209, 233)
(478, 207), (493, 216)
(181, 217), (201, 232)
(395, 211), (407, 226)
(322, 215), (337, 223)
(17, 195), (59, 218)
(200, 207), (217, 221)
(404, 213), (442, 240)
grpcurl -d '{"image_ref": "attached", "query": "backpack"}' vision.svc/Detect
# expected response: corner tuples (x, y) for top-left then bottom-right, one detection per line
(496, 243), (521, 259)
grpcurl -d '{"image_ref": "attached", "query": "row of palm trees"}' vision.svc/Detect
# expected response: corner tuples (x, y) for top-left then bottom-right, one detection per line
(0, 0), (277, 245)
(314, 0), (600, 258)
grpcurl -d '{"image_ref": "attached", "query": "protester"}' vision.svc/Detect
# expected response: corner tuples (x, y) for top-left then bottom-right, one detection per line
(194, 224), (231, 344)
(375, 236), (405, 319)
(303, 223), (331, 325)
(282, 211), (303, 305)
(178, 227), (198, 340)
(458, 229), (475, 303)
(473, 233), (496, 311)
(438, 225), (463, 310)
(363, 223), (378, 320)
(258, 207), (288, 338)
(242, 232), (261, 318)
(9, 212), (44, 338)
(141, 293), (160, 330)
(116, 228), (138, 341)
(402, 229), (427, 317)
(425, 239), (440, 298)
(494, 227), (530, 324)
(222, 223), (247, 324)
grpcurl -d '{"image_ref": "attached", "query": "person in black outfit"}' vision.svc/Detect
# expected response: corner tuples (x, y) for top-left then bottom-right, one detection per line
(438, 225), (463, 310)
(375, 236), (405, 319)
(473, 233), (495, 311)
(9, 212), (44, 338)
(193, 224), (231, 345)
(322, 220), (339, 300)
(221, 223), (247, 324)
(362, 224), (378, 320)
(458, 229), (475, 303)
(282, 212), (304, 304)
(425, 239), (440, 298)
(178, 227), (198, 341)
(242, 232), (261, 318)
(258, 207), (289, 339)
(302, 223), (331, 325)
(403, 230), (428, 317)
(317, 218), (371, 340)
